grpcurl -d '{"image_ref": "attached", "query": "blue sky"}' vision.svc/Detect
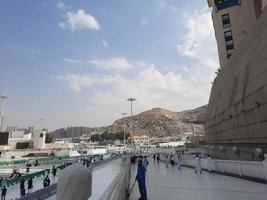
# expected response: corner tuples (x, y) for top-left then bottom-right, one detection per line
(0, 0), (219, 130)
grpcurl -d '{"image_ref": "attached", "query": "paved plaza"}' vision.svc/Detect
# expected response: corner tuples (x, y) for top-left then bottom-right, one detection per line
(129, 159), (267, 200)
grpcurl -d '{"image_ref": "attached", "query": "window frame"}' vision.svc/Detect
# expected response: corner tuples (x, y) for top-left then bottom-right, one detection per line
(222, 13), (231, 28)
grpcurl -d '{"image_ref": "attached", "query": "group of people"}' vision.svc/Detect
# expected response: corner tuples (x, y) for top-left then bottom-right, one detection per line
(152, 153), (160, 164)
(0, 164), (60, 199)
(19, 177), (34, 198)
(164, 154), (182, 170)
(194, 154), (214, 174)
(133, 153), (214, 200)
(43, 165), (57, 188)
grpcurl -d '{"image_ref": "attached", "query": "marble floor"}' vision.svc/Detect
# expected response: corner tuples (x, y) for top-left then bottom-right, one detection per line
(129, 159), (267, 200)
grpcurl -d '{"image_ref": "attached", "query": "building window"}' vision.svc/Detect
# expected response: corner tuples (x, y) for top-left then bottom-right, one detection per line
(222, 14), (230, 28)
(216, 0), (239, 11)
(225, 40), (234, 50)
(224, 30), (233, 41)
(224, 30), (234, 58)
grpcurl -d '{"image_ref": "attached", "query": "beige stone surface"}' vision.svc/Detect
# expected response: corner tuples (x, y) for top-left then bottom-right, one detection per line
(206, 7), (267, 144)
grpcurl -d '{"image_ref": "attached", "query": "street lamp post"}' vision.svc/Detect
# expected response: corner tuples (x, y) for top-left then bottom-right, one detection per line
(127, 98), (136, 116)
(122, 112), (127, 148)
(0, 94), (8, 132)
(127, 98), (136, 149)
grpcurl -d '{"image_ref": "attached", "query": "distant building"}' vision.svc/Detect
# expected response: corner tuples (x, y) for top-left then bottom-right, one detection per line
(208, 0), (267, 68)
(49, 127), (92, 139)
(132, 135), (149, 146)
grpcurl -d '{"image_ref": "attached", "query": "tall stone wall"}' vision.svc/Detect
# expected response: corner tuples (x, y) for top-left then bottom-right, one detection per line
(206, 7), (267, 144)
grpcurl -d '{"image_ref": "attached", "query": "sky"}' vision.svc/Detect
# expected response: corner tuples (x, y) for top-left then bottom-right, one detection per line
(0, 0), (219, 131)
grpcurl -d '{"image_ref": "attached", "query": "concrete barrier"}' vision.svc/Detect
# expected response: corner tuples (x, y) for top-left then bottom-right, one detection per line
(19, 155), (123, 200)
(182, 156), (267, 183)
(20, 184), (57, 200)
(99, 157), (131, 200)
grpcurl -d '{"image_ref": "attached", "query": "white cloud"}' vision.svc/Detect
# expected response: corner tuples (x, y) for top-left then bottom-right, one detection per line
(155, 0), (177, 14)
(56, 74), (119, 92)
(177, 8), (219, 69)
(102, 39), (108, 48)
(63, 58), (81, 64)
(54, 7), (217, 127)
(59, 9), (100, 31)
(141, 19), (148, 25)
(58, 22), (66, 29)
(57, 2), (66, 11)
(56, 61), (213, 125)
(89, 57), (134, 71)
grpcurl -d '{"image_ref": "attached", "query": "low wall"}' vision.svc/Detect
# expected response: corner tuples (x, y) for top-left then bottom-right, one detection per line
(99, 157), (131, 200)
(182, 155), (267, 183)
(20, 184), (57, 200)
(19, 155), (123, 200)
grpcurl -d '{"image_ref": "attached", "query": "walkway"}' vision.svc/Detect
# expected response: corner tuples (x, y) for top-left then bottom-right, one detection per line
(46, 158), (122, 200)
(129, 159), (267, 200)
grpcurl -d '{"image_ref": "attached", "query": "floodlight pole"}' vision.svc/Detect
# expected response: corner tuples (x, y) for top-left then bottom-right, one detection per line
(0, 94), (8, 132)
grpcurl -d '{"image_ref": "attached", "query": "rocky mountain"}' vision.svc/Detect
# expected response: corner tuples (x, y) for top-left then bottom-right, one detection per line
(112, 105), (207, 137)
(48, 105), (207, 139)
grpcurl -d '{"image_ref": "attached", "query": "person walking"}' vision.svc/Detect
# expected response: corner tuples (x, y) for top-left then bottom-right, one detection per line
(136, 159), (147, 200)
(43, 175), (50, 187)
(20, 178), (25, 197)
(165, 155), (169, 168)
(52, 166), (57, 177)
(176, 155), (182, 170)
(27, 177), (33, 193)
(195, 155), (202, 174)
(153, 154), (156, 162)
(156, 153), (160, 164)
(143, 156), (149, 171)
(170, 155), (175, 167)
(206, 154), (213, 173)
(1, 186), (7, 200)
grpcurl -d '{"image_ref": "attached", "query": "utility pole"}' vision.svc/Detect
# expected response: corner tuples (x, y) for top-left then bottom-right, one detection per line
(127, 98), (136, 149)
(0, 94), (8, 132)
(40, 118), (45, 131)
(122, 112), (127, 148)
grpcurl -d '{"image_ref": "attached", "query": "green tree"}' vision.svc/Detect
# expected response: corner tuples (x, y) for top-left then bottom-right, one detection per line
(45, 134), (53, 143)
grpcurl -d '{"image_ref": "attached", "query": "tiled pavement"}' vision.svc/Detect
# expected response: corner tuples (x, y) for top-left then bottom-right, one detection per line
(129, 159), (267, 200)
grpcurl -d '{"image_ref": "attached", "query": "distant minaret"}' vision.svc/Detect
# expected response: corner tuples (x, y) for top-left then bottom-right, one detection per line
(208, 0), (267, 68)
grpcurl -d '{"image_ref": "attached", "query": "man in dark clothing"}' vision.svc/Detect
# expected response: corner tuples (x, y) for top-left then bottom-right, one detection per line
(20, 178), (25, 190)
(156, 153), (160, 164)
(43, 176), (50, 187)
(28, 178), (33, 192)
(52, 166), (57, 177)
(26, 163), (30, 173)
(20, 178), (25, 197)
(1, 186), (7, 200)
(136, 159), (147, 200)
